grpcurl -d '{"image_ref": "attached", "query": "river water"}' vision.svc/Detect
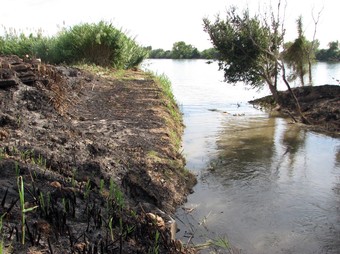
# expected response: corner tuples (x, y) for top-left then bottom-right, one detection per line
(143, 59), (340, 254)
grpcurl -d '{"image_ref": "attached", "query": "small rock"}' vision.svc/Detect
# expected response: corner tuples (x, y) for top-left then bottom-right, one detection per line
(74, 242), (87, 251)
(50, 181), (62, 188)
(0, 129), (9, 140)
(146, 213), (165, 230)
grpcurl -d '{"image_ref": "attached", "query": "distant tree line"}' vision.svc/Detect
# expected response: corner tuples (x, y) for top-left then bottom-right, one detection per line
(145, 41), (220, 59)
(315, 41), (340, 61)
(146, 40), (340, 62)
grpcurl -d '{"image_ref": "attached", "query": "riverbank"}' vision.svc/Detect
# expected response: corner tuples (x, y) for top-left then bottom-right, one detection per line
(0, 55), (196, 253)
(249, 84), (340, 136)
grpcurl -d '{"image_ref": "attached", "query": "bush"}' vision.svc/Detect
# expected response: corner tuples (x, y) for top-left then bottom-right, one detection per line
(0, 21), (148, 69)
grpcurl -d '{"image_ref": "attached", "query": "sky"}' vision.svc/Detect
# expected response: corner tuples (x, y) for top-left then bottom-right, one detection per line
(0, 0), (339, 50)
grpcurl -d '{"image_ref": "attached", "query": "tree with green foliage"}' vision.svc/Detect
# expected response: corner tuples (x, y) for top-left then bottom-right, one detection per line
(201, 48), (220, 59)
(146, 44), (218, 59)
(203, 4), (309, 123)
(203, 6), (283, 102)
(316, 41), (340, 61)
(282, 16), (309, 86)
(282, 16), (320, 85)
(171, 41), (200, 59)
(147, 48), (172, 59)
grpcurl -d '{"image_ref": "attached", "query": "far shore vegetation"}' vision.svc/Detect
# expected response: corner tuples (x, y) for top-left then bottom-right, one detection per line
(1, 21), (339, 66)
(146, 40), (340, 62)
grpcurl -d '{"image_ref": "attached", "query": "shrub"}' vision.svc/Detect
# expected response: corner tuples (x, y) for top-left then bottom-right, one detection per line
(0, 21), (148, 69)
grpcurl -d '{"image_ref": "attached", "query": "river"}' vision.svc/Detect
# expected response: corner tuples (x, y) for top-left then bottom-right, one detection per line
(143, 59), (340, 254)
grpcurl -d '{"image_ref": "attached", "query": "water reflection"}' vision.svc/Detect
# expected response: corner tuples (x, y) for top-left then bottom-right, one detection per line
(210, 116), (277, 183)
(190, 116), (340, 254)
(176, 114), (340, 254)
(280, 123), (306, 169)
(335, 146), (340, 168)
(144, 59), (340, 254)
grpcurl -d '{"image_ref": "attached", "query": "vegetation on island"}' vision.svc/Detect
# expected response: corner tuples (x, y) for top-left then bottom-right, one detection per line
(202, 2), (340, 125)
(201, 2), (340, 133)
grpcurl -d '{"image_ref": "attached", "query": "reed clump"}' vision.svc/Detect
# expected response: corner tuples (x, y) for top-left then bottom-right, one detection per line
(0, 21), (148, 69)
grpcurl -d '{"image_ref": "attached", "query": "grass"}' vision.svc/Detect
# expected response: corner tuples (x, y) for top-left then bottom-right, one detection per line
(109, 178), (125, 211)
(155, 73), (182, 125)
(0, 155), (176, 252)
(150, 71), (184, 151)
(0, 212), (7, 254)
(150, 230), (160, 254)
(75, 63), (127, 80)
(0, 43), (194, 251)
(192, 236), (234, 253)
(17, 176), (38, 245)
(147, 150), (163, 163)
(0, 21), (148, 69)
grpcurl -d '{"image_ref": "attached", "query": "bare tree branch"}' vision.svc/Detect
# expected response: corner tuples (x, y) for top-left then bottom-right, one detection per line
(307, 5), (324, 84)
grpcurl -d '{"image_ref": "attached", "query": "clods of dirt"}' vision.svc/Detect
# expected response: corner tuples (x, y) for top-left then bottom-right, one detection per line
(0, 55), (196, 253)
(249, 84), (340, 134)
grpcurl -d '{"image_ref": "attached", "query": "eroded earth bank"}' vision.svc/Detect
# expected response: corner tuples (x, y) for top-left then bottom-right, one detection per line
(0, 55), (196, 253)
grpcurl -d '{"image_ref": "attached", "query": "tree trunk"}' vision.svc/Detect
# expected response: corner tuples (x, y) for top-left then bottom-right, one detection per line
(281, 63), (311, 124)
(299, 64), (305, 86)
(267, 82), (281, 106)
(308, 59), (313, 84)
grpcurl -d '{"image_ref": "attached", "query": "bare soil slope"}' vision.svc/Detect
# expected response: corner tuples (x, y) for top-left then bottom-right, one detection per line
(0, 55), (196, 253)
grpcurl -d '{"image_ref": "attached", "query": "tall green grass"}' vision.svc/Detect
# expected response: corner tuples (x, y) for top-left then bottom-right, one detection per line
(0, 21), (148, 69)
(153, 72), (182, 125)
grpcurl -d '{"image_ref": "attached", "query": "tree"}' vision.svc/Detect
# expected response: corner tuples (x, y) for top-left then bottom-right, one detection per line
(306, 7), (323, 84)
(203, 6), (283, 102)
(203, 3), (309, 123)
(282, 14), (321, 85)
(201, 48), (220, 59)
(316, 41), (340, 61)
(171, 41), (200, 59)
(282, 16), (309, 86)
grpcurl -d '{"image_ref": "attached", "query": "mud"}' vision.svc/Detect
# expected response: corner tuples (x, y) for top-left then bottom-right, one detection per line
(249, 85), (340, 135)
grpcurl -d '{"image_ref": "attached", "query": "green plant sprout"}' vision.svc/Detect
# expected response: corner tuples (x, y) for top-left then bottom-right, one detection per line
(15, 162), (20, 177)
(0, 212), (7, 254)
(17, 176), (38, 245)
(109, 217), (114, 241)
(84, 179), (91, 199)
(150, 230), (160, 254)
(109, 178), (124, 210)
(39, 192), (46, 215)
(99, 179), (105, 194)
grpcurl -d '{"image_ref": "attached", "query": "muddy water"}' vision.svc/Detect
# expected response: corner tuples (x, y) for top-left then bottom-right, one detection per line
(143, 59), (340, 253)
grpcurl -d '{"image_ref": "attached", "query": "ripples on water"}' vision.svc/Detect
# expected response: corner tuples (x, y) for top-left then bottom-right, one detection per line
(143, 59), (340, 254)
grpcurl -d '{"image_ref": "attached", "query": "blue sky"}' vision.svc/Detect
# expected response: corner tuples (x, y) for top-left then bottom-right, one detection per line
(0, 0), (338, 50)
